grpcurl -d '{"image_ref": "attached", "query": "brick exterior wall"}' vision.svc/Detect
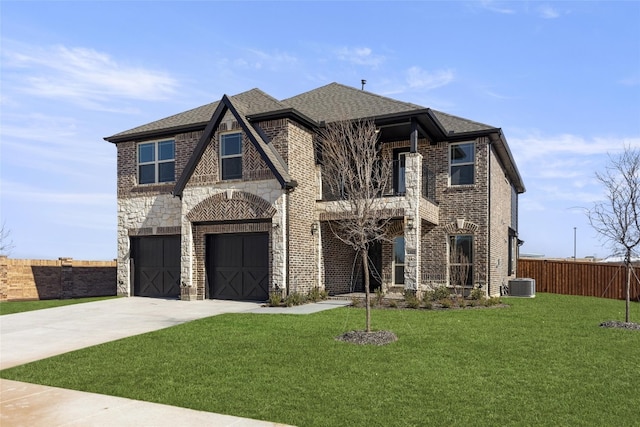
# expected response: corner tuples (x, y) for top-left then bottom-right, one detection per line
(320, 223), (361, 294)
(113, 105), (518, 300)
(0, 256), (116, 301)
(285, 121), (318, 294)
(488, 144), (518, 296)
(317, 135), (515, 296)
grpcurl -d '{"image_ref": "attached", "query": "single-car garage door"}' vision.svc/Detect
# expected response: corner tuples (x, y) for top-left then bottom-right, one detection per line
(207, 233), (269, 301)
(131, 236), (181, 298)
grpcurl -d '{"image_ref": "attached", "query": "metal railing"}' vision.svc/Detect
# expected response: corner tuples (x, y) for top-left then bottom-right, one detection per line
(320, 160), (437, 202)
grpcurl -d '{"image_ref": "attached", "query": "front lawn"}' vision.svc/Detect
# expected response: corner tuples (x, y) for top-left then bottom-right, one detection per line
(0, 296), (117, 315)
(1, 294), (638, 426)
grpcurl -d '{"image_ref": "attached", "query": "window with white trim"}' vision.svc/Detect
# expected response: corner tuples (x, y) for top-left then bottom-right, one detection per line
(220, 133), (242, 180)
(449, 235), (473, 288)
(450, 142), (475, 185)
(393, 236), (405, 285)
(138, 140), (175, 184)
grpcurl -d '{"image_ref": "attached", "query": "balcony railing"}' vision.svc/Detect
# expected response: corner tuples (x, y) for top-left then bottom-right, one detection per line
(422, 164), (436, 202)
(321, 159), (437, 203)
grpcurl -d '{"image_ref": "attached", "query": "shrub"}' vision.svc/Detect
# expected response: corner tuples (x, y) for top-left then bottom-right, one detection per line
(374, 288), (385, 306)
(427, 286), (450, 301)
(403, 290), (421, 309)
(268, 292), (283, 307)
(284, 292), (306, 307)
(351, 296), (361, 308)
(388, 299), (398, 308)
(470, 288), (485, 301)
(439, 298), (452, 309)
(484, 297), (502, 307)
(424, 301), (433, 310)
(307, 287), (327, 303)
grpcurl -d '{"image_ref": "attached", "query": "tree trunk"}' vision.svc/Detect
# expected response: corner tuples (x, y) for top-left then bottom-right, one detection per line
(362, 249), (371, 332)
(626, 263), (631, 323)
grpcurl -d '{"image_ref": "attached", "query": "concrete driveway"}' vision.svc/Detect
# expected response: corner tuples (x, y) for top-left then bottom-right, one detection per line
(0, 297), (263, 370)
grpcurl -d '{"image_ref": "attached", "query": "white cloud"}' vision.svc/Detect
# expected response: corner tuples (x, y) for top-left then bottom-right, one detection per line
(509, 131), (640, 212)
(334, 46), (385, 67)
(538, 5), (560, 19)
(478, 0), (516, 15)
(1, 180), (113, 207)
(619, 75), (640, 86)
(2, 43), (179, 108)
(406, 67), (455, 90)
(223, 48), (298, 72)
(0, 112), (114, 175)
(509, 131), (640, 162)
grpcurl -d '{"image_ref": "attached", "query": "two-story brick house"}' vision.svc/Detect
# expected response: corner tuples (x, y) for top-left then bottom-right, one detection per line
(105, 82), (525, 301)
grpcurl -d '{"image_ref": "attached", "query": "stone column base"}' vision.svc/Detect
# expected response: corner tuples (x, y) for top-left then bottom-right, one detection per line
(180, 286), (198, 301)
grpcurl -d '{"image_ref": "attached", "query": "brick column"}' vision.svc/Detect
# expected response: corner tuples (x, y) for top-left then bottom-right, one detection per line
(404, 153), (422, 292)
(59, 257), (74, 299)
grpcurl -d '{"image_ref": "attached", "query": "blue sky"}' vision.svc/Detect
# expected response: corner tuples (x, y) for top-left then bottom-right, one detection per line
(1, 1), (639, 260)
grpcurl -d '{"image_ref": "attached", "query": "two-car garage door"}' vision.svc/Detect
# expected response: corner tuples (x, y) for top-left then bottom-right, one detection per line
(132, 233), (269, 301)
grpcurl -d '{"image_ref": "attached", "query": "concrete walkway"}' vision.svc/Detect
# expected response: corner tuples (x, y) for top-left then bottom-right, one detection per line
(0, 297), (349, 426)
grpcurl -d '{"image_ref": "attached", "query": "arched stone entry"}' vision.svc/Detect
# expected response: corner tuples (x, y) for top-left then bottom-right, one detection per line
(187, 191), (277, 300)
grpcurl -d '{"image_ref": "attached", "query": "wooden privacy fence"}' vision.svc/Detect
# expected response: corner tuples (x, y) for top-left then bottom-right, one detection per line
(517, 258), (640, 301)
(0, 256), (117, 301)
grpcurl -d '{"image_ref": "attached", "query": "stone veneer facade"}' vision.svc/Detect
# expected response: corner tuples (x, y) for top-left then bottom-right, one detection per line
(115, 113), (518, 299)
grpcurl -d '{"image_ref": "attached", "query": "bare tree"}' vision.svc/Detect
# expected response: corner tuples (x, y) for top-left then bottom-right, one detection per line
(0, 221), (15, 256)
(317, 119), (392, 332)
(450, 247), (471, 297)
(588, 146), (640, 323)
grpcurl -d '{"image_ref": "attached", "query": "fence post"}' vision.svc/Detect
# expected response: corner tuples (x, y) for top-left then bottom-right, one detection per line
(59, 257), (74, 299)
(0, 255), (7, 301)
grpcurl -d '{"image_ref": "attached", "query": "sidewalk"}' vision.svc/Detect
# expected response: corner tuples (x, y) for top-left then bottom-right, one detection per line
(1, 379), (290, 427)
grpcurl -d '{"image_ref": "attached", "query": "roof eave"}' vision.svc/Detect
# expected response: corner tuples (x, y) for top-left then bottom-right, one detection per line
(104, 122), (209, 144)
(489, 130), (526, 194)
(246, 108), (319, 129)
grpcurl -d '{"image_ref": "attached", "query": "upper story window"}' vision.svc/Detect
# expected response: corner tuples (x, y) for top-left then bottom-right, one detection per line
(138, 140), (175, 184)
(220, 133), (242, 180)
(450, 142), (475, 186)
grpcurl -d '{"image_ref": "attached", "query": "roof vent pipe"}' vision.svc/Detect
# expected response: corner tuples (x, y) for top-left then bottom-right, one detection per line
(361, 79), (366, 90)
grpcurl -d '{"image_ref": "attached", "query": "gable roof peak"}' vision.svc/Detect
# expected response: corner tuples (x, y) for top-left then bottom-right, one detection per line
(280, 82), (426, 124)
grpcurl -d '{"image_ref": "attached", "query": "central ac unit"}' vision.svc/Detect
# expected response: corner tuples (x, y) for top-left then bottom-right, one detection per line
(508, 278), (536, 298)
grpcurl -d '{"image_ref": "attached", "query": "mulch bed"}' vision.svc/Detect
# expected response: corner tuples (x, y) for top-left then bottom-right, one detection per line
(599, 320), (640, 331)
(336, 330), (398, 346)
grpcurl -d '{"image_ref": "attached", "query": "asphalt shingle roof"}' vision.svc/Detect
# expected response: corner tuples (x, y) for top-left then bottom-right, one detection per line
(106, 89), (287, 140)
(106, 82), (497, 141)
(280, 82), (423, 123)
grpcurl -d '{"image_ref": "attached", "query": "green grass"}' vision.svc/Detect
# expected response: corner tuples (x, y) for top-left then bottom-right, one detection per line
(1, 294), (639, 426)
(0, 296), (117, 315)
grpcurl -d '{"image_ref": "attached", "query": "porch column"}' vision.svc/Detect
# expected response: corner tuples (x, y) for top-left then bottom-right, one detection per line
(404, 152), (422, 291)
(179, 217), (197, 301)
